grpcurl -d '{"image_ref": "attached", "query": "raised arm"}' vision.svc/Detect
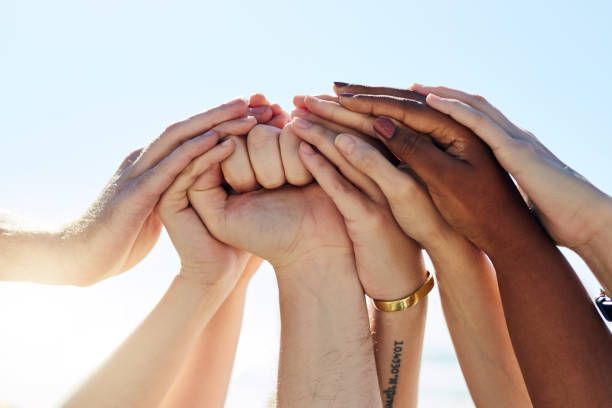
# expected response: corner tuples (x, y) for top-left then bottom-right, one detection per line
(289, 118), (428, 407)
(331, 87), (612, 406)
(0, 98), (260, 286)
(291, 100), (530, 407)
(189, 123), (381, 407)
(63, 127), (252, 407)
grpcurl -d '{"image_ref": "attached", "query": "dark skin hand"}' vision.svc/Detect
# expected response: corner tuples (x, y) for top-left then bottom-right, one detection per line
(312, 83), (612, 407)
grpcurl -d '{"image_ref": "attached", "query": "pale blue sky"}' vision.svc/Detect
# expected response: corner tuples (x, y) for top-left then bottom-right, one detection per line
(1, 1), (611, 406)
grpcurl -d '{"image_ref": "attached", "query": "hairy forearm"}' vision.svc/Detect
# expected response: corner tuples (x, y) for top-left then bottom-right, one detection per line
(159, 275), (252, 408)
(63, 274), (231, 408)
(370, 298), (426, 408)
(428, 235), (530, 407)
(574, 195), (612, 293)
(487, 222), (612, 406)
(275, 258), (381, 408)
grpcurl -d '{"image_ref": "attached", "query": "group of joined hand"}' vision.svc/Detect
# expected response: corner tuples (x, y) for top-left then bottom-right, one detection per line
(6, 82), (611, 407)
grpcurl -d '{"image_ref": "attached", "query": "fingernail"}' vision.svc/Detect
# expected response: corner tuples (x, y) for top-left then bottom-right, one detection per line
(248, 106), (268, 115)
(373, 118), (397, 140)
(339, 93), (354, 98)
(292, 108), (308, 118)
(299, 142), (316, 155)
(412, 83), (423, 88)
(221, 138), (233, 146)
(293, 117), (313, 129)
(335, 134), (355, 154)
(426, 93), (441, 103)
(334, 81), (349, 87)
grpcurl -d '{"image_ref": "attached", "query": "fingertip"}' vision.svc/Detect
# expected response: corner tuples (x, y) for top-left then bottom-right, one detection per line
(334, 133), (357, 156)
(293, 95), (307, 108)
(299, 141), (316, 156)
(291, 108), (308, 118)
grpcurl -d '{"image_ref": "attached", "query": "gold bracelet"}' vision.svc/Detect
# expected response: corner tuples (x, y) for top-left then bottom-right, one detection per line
(371, 272), (435, 312)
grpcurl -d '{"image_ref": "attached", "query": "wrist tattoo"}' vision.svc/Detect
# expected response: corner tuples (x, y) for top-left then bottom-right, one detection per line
(383, 340), (403, 407)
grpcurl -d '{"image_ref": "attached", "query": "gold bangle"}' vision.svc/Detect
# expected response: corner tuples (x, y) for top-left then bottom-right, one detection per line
(371, 272), (435, 312)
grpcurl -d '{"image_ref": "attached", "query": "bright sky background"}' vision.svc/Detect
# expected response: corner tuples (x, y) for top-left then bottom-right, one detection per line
(1, 1), (611, 407)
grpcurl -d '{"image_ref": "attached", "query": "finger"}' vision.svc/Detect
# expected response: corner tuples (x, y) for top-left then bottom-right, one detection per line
(425, 94), (510, 153)
(412, 84), (524, 138)
(213, 116), (258, 138)
(131, 98), (248, 177)
(334, 133), (421, 202)
(338, 93), (468, 148)
(131, 130), (220, 207)
(372, 117), (459, 189)
(333, 82), (426, 103)
(292, 108), (399, 164)
(246, 124), (285, 189)
(302, 95), (377, 137)
(279, 124), (313, 186)
(220, 135), (259, 193)
(267, 111), (291, 129)
(292, 94), (338, 109)
(248, 105), (274, 124)
(291, 118), (382, 201)
(270, 103), (284, 116)
(187, 163), (229, 231)
(249, 93), (271, 107)
(159, 139), (235, 213)
(298, 142), (373, 221)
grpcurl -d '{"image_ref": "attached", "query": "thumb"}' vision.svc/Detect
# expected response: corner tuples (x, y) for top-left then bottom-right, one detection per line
(187, 163), (229, 238)
(373, 117), (455, 187)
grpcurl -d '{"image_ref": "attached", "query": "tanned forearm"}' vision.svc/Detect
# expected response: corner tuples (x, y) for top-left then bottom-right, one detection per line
(428, 235), (531, 407)
(63, 275), (232, 408)
(487, 220), (612, 406)
(275, 258), (381, 408)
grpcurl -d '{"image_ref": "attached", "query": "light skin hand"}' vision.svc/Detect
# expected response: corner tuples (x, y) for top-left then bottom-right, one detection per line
(63, 131), (249, 408)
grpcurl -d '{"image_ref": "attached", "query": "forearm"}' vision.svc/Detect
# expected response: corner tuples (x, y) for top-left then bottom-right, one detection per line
(275, 258), (381, 408)
(63, 274), (231, 408)
(487, 223), (612, 406)
(0, 212), (78, 285)
(428, 235), (530, 407)
(574, 195), (612, 293)
(159, 273), (253, 407)
(370, 298), (426, 408)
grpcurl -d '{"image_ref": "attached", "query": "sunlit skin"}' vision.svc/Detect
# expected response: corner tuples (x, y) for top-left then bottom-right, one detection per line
(328, 83), (612, 407)
(295, 93), (530, 407)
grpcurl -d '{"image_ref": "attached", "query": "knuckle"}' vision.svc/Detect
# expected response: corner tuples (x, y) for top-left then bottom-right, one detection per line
(395, 132), (425, 160)
(258, 174), (285, 189)
(471, 94), (488, 105)
(248, 125), (279, 149)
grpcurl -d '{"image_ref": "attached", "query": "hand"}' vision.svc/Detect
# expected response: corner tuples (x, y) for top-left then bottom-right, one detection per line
(158, 129), (255, 287)
(187, 123), (354, 273)
(64, 98), (253, 285)
(289, 117), (426, 300)
(409, 84), (612, 250)
(331, 87), (539, 253)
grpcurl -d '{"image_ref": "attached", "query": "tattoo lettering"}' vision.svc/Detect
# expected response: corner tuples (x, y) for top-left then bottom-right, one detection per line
(383, 340), (404, 407)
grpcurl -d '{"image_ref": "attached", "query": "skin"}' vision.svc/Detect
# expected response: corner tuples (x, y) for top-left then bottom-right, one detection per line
(332, 84), (612, 407)
(290, 118), (428, 407)
(189, 123), (381, 407)
(0, 98), (255, 286)
(63, 129), (252, 407)
(410, 83), (612, 293)
(295, 98), (530, 407)
(159, 95), (286, 408)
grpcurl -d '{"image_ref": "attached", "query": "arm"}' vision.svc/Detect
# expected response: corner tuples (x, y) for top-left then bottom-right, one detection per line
(292, 99), (530, 406)
(411, 84), (612, 292)
(333, 89), (612, 406)
(160, 256), (262, 408)
(0, 98), (253, 286)
(189, 123), (382, 406)
(64, 130), (251, 407)
(291, 119), (428, 406)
